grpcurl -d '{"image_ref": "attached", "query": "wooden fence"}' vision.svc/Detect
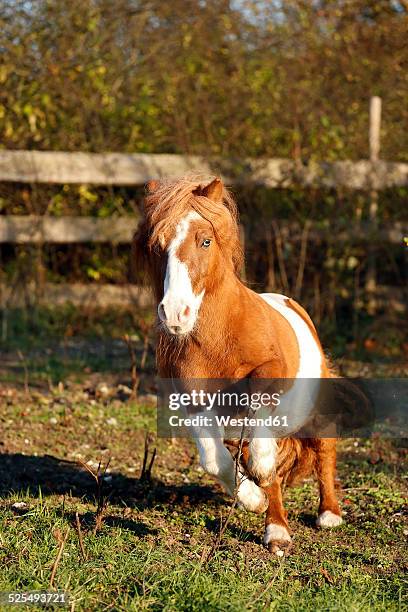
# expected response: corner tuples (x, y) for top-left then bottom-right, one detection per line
(0, 141), (407, 312)
(1, 149), (408, 189)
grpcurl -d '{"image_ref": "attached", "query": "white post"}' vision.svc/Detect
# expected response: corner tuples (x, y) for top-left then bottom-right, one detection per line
(366, 96), (381, 313)
(369, 96), (382, 163)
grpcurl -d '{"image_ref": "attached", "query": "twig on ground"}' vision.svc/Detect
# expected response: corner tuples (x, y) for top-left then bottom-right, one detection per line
(122, 334), (139, 398)
(252, 561), (283, 605)
(342, 486), (380, 491)
(203, 495), (239, 564)
(50, 528), (69, 587)
(75, 512), (87, 560)
(140, 431), (157, 482)
(78, 458), (112, 534)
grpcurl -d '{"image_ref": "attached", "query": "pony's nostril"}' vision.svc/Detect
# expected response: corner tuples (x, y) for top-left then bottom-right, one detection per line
(178, 305), (190, 322)
(158, 302), (166, 321)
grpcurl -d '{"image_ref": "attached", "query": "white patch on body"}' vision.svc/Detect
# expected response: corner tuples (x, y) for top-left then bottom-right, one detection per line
(263, 523), (291, 545)
(159, 211), (204, 335)
(260, 293), (322, 379)
(316, 510), (343, 528)
(249, 293), (323, 483)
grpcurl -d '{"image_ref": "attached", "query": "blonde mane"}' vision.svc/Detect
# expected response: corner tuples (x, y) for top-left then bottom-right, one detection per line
(143, 175), (243, 274)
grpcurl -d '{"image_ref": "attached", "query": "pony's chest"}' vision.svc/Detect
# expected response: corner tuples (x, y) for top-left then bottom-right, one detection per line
(174, 340), (272, 379)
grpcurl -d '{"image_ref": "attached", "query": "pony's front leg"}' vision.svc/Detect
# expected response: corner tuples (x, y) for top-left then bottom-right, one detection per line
(246, 361), (285, 486)
(241, 445), (291, 553)
(247, 433), (278, 487)
(263, 478), (292, 554)
(190, 418), (268, 513)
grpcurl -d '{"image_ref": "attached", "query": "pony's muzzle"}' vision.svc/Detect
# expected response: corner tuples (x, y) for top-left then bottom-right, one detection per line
(158, 300), (193, 335)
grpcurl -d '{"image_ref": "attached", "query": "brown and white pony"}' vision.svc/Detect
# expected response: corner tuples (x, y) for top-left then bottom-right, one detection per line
(134, 175), (342, 554)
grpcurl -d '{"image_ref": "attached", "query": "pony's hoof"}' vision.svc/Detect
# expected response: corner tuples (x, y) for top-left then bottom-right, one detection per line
(316, 510), (343, 528)
(267, 539), (292, 557)
(263, 523), (292, 556)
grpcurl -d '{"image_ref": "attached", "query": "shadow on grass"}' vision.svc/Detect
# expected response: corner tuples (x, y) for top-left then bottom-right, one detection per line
(295, 512), (318, 528)
(0, 452), (224, 511)
(205, 517), (261, 545)
(61, 510), (158, 537)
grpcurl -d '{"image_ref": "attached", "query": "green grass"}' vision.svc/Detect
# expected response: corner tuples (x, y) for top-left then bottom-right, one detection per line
(0, 389), (406, 611)
(0, 306), (156, 386)
(0, 305), (407, 610)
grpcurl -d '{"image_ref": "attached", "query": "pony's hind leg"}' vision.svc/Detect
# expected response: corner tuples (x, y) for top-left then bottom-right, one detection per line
(315, 438), (342, 528)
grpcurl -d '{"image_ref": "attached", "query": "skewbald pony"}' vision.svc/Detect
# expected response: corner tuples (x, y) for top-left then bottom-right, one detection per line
(134, 175), (243, 277)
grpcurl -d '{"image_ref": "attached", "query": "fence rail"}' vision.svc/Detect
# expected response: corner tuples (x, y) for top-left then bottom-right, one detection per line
(1, 149), (408, 189)
(0, 283), (152, 309)
(0, 215), (405, 245)
(0, 215), (138, 243)
(0, 283), (405, 313)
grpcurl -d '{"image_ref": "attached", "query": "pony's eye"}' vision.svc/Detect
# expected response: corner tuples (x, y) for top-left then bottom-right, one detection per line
(201, 239), (212, 248)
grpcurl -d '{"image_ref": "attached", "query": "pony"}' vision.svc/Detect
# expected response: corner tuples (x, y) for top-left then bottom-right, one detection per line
(133, 175), (342, 554)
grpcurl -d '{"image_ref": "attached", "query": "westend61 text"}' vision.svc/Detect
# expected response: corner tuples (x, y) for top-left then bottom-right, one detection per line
(168, 414), (289, 428)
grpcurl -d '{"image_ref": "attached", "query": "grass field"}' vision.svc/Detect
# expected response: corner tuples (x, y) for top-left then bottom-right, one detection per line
(0, 310), (407, 611)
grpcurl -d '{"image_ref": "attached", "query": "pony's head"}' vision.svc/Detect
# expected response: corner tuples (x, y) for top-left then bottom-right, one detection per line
(133, 175), (242, 336)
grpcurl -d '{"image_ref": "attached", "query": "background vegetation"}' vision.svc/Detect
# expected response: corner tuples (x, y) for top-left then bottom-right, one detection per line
(1, 0), (407, 159)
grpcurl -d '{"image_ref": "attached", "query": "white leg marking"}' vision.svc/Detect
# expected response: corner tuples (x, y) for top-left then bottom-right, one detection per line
(159, 212), (204, 334)
(193, 431), (236, 495)
(191, 417), (267, 512)
(237, 477), (268, 513)
(316, 510), (343, 528)
(263, 523), (291, 546)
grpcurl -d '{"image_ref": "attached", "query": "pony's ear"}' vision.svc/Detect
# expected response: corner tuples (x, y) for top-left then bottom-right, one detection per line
(146, 179), (159, 194)
(199, 178), (223, 202)
(143, 180), (159, 213)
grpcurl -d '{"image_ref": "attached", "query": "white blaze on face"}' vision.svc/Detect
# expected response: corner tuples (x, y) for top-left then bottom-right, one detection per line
(158, 211), (204, 335)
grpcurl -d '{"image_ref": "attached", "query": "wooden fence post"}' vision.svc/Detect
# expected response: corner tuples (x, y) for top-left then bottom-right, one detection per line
(366, 96), (382, 314)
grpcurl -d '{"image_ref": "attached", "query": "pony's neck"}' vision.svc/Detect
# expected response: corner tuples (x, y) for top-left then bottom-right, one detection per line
(200, 268), (243, 331)
(180, 269), (245, 362)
